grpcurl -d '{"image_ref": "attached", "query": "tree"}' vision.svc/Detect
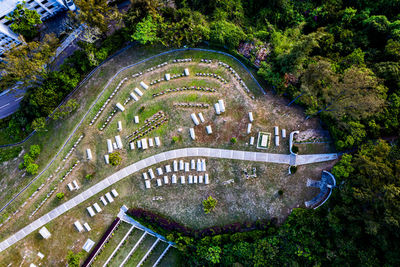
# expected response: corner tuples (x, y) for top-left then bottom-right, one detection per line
(56, 192), (64, 200)
(72, 0), (121, 34)
(23, 153), (34, 167)
(230, 137), (237, 144)
(6, 2), (42, 40)
(50, 99), (79, 120)
(385, 39), (400, 61)
(132, 15), (159, 44)
(109, 151), (122, 166)
(300, 59), (387, 121)
(210, 20), (245, 49)
(203, 196), (217, 214)
(124, 0), (161, 30)
(66, 250), (83, 267)
(29, 144), (41, 159)
(0, 34), (58, 87)
(197, 245), (222, 264)
(332, 154), (354, 178)
(31, 117), (47, 132)
(26, 163), (39, 175)
(158, 8), (210, 47)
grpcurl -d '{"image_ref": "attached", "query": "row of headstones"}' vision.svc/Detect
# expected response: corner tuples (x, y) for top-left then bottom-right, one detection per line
(153, 86), (216, 97)
(125, 111), (165, 140)
(124, 81), (148, 106)
(150, 72), (182, 85)
(146, 62), (168, 73)
(273, 126), (286, 147)
(90, 77), (128, 126)
(175, 103), (210, 109)
(200, 59), (212, 63)
(63, 134), (84, 162)
(99, 107), (118, 131)
(59, 160), (80, 182)
(145, 173), (210, 188)
(122, 72), (146, 106)
(143, 158), (208, 188)
(218, 61), (250, 93)
(130, 136), (162, 151)
(129, 118), (168, 143)
(195, 72), (228, 84)
(144, 111), (164, 124)
(172, 58), (192, 63)
(86, 190), (119, 217)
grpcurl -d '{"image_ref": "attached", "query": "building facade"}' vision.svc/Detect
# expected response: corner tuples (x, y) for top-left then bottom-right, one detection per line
(0, 0), (71, 54)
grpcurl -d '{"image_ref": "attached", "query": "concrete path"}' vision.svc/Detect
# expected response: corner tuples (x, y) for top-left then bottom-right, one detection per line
(0, 147), (337, 253)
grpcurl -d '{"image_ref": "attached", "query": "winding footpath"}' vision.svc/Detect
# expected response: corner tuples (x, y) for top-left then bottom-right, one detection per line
(0, 147), (337, 253)
(0, 47), (263, 214)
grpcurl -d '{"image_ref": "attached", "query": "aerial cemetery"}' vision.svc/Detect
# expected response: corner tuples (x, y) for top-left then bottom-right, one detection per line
(0, 50), (337, 266)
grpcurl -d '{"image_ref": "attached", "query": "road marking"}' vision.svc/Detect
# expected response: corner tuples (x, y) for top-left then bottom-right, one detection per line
(0, 103), (10, 109)
(15, 97), (24, 102)
(0, 89), (10, 97)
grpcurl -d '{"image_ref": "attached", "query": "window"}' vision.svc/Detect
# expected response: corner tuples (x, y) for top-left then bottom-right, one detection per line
(34, 5), (40, 9)
(42, 0), (48, 3)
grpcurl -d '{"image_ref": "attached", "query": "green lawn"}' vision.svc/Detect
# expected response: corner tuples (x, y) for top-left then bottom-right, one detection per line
(142, 241), (169, 267)
(107, 227), (147, 266)
(124, 234), (158, 266)
(92, 221), (132, 266)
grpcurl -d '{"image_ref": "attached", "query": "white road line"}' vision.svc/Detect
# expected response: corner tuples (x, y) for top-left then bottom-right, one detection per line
(15, 97), (23, 102)
(0, 103), (10, 109)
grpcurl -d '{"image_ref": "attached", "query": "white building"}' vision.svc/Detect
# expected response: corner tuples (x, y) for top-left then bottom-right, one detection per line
(0, 0), (71, 55)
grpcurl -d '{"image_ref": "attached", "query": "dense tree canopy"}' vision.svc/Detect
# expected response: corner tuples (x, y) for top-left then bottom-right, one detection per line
(72, 0), (121, 34)
(0, 34), (58, 88)
(6, 3), (42, 40)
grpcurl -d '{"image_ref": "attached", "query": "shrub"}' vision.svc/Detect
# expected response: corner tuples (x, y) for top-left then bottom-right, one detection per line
(230, 137), (237, 144)
(85, 174), (94, 180)
(290, 165), (297, 174)
(291, 145), (299, 154)
(26, 163), (39, 175)
(56, 192), (64, 200)
(278, 189), (284, 196)
(203, 196), (218, 214)
(109, 151), (122, 166)
(139, 106), (145, 113)
(66, 251), (83, 267)
(172, 136), (180, 143)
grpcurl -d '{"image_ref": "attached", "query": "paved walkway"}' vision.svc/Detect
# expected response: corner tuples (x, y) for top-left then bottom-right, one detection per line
(0, 147), (337, 252)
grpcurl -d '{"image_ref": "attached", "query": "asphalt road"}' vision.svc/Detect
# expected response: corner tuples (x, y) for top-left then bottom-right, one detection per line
(0, 88), (25, 119)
